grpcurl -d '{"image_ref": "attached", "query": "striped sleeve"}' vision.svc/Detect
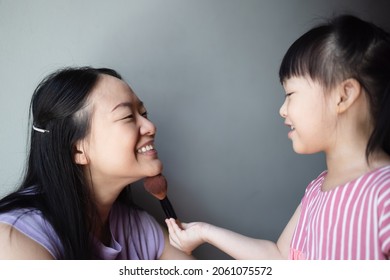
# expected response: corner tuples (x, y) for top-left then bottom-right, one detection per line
(378, 184), (390, 258)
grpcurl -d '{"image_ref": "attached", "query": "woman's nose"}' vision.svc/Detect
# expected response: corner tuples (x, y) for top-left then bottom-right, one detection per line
(140, 116), (156, 136)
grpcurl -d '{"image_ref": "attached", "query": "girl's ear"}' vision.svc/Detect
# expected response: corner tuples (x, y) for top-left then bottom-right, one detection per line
(336, 78), (362, 113)
(73, 140), (88, 165)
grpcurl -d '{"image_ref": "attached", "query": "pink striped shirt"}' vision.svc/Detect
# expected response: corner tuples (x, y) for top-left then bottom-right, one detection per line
(290, 166), (390, 260)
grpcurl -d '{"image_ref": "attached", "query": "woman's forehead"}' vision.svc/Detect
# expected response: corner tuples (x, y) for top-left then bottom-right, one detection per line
(89, 75), (140, 110)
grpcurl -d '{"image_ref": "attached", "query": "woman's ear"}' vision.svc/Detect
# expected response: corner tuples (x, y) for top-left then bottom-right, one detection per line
(73, 140), (88, 165)
(336, 78), (362, 114)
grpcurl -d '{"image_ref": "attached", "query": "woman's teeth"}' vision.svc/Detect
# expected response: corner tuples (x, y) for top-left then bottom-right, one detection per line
(291, 126), (295, 130)
(137, 145), (154, 154)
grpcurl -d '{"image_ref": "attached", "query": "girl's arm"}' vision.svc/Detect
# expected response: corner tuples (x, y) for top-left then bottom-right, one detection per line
(0, 223), (54, 259)
(158, 226), (195, 260)
(166, 205), (301, 260)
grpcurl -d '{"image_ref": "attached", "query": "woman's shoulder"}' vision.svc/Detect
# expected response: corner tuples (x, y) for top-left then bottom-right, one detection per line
(0, 208), (59, 259)
(0, 222), (54, 259)
(0, 208), (43, 225)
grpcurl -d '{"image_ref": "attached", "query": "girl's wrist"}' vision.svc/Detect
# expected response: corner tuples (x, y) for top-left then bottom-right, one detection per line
(199, 222), (212, 244)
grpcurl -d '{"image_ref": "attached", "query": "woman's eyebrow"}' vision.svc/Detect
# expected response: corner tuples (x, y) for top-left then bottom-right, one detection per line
(111, 101), (144, 112)
(111, 102), (132, 112)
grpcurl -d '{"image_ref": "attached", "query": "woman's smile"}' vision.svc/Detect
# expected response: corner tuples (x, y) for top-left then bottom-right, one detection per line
(137, 142), (158, 156)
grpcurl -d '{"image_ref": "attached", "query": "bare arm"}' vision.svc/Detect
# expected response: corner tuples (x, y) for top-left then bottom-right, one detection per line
(166, 205), (301, 260)
(158, 226), (195, 260)
(0, 223), (54, 259)
(276, 204), (301, 259)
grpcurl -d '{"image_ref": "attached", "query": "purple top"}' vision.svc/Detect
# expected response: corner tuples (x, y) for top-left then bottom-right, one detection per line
(0, 201), (165, 259)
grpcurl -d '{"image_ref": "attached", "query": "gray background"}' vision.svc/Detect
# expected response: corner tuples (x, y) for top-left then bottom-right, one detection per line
(1, 0), (389, 259)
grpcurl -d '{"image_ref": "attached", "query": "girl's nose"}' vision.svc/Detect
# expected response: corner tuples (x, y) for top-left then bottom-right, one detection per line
(279, 100), (287, 118)
(140, 116), (156, 136)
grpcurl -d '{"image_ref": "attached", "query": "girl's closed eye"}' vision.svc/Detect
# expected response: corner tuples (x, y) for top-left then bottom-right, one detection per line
(285, 92), (294, 98)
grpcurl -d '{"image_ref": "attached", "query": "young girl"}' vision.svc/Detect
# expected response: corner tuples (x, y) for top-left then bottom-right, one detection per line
(0, 67), (193, 260)
(166, 14), (390, 260)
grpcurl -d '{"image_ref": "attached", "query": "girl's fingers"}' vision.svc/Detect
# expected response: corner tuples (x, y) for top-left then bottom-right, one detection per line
(167, 218), (182, 233)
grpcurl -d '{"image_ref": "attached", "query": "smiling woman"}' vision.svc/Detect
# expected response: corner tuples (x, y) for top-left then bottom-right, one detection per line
(0, 66), (193, 260)
(75, 74), (163, 191)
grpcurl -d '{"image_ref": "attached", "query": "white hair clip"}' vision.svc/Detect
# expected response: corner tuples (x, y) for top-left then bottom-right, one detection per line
(32, 125), (50, 133)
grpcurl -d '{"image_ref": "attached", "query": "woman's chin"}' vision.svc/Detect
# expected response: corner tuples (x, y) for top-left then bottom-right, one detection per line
(147, 163), (163, 177)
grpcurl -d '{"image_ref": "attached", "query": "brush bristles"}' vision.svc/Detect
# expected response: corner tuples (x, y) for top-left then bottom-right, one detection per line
(143, 174), (167, 200)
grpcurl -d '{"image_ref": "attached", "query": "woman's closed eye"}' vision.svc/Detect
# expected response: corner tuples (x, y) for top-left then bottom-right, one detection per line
(141, 111), (148, 119)
(120, 109), (148, 121)
(121, 114), (134, 121)
(121, 112), (147, 122)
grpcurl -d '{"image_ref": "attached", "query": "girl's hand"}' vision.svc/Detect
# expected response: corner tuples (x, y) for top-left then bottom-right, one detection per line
(165, 218), (208, 255)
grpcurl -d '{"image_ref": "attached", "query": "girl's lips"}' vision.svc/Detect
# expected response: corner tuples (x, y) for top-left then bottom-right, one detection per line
(284, 122), (295, 139)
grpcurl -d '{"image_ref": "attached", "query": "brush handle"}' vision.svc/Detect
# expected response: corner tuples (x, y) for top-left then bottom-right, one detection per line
(160, 196), (177, 219)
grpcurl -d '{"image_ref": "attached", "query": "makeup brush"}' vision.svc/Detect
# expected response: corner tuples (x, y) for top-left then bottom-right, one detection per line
(143, 174), (178, 219)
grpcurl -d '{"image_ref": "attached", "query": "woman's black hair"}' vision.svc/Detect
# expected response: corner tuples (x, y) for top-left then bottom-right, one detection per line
(0, 66), (134, 259)
(279, 14), (390, 160)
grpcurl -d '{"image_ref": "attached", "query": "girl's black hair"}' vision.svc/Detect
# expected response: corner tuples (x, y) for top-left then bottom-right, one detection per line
(279, 14), (390, 160)
(0, 66), (134, 259)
